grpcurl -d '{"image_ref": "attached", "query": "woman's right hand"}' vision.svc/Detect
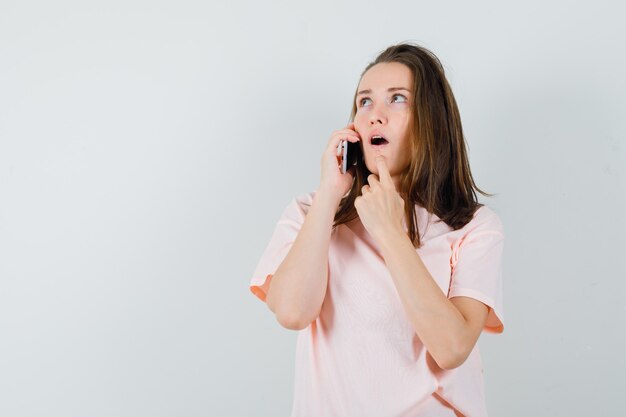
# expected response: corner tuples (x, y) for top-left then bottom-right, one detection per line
(318, 122), (362, 202)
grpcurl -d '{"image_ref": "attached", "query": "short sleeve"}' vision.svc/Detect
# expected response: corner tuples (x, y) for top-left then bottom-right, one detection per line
(249, 192), (312, 303)
(448, 207), (505, 334)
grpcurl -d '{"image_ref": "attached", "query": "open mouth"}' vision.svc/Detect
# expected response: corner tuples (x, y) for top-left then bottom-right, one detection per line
(371, 136), (389, 147)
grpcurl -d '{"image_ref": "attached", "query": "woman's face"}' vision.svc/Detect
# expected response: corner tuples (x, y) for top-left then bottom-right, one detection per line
(354, 62), (414, 188)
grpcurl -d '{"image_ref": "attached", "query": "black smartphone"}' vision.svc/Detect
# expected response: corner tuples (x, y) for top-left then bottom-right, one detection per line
(341, 139), (362, 174)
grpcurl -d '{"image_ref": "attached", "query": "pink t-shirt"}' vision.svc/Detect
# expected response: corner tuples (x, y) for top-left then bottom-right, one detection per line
(249, 191), (505, 417)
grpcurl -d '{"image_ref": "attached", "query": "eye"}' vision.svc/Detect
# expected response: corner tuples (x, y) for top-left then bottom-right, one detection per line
(392, 94), (408, 103)
(358, 94), (407, 108)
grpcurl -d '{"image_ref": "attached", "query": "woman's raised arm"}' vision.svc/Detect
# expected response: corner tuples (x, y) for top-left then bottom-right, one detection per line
(266, 123), (362, 330)
(266, 188), (340, 330)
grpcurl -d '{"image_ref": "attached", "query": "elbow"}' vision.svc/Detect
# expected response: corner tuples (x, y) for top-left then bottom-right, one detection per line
(265, 279), (310, 330)
(275, 313), (312, 331)
(274, 306), (318, 331)
(265, 281), (320, 331)
(275, 313), (304, 330)
(438, 348), (470, 371)
(438, 356), (464, 371)
(268, 295), (309, 330)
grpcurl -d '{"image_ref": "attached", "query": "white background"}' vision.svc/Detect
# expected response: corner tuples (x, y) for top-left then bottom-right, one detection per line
(1, 1), (624, 416)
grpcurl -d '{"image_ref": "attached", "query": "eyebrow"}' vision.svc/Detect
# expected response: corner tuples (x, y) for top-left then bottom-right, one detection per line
(356, 87), (412, 96)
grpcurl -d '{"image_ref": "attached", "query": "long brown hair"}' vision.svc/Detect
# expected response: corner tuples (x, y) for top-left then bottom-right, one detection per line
(332, 42), (495, 248)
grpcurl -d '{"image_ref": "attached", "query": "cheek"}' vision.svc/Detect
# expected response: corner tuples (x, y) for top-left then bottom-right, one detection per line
(398, 110), (411, 125)
(353, 115), (367, 135)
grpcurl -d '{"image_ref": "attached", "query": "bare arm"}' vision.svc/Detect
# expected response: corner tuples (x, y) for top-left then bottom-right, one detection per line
(266, 122), (361, 330)
(378, 229), (490, 370)
(356, 156), (491, 370)
(266, 187), (341, 330)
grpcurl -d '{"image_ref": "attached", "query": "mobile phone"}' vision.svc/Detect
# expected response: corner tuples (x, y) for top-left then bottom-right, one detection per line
(340, 139), (362, 174)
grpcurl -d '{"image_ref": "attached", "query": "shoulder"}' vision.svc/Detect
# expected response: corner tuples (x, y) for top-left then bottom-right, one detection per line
(294, 190), (316, 209)
(450, 204), (505, 267)
(460, 204), (505, 238)
(280, 190), (316, 220)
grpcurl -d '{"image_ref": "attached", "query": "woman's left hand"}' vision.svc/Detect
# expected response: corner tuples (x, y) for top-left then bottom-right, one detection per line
(355, 156), (406, 243)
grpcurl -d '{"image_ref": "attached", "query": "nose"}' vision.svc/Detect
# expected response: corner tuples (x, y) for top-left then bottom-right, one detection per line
(369, 104), (387, 125)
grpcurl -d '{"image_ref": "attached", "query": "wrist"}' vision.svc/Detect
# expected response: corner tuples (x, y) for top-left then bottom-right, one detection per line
(315, 185), (343, 206)
(377, 225), (409, 254)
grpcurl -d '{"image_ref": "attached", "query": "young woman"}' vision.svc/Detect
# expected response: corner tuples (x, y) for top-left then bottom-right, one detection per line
(249, 42), (505, 417)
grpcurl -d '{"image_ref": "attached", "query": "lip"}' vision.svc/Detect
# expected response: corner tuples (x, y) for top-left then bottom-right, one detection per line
(370, 143), (388, 152)
(368, 131), (391, 150)
(368, 130), (390, 152)
(368, 130), (389, 143)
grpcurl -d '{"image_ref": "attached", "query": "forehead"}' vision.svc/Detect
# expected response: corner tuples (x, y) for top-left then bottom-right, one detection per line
(358, 62), (413, 90)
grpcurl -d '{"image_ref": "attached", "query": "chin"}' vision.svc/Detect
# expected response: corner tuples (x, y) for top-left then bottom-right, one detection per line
(364, 156), (392, 171)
